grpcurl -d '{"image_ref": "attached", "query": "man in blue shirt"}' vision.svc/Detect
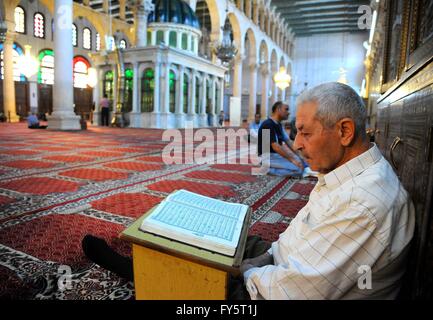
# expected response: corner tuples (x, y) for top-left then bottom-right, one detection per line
(27, 112), (47, 129)
(258, 101), (308, 177)
(247, 113), (262, 143)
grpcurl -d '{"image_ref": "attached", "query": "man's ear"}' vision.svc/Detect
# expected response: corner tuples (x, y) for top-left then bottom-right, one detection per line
(338, 118), (356, 146)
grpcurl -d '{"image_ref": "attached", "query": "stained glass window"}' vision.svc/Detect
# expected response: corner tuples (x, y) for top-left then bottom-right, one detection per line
(141, 68), (154, 112)
(103, 70), (114, 102)
(182, 33), (188, 50)
(169, 31), (177, 48)
(73, 56), (90, 88)
(195, 77), (200, 114)
(183, 73), (189, 113)
(124, 68), (133, 112)
(14, 7), (25, 34)
(38, 49), (54, 85)
(72, 24), (77, 47)
(169, 70), (176, 113)
(0, 43), (26, 82)
(119, 39), (127, 50)
(96, 33), (101, 51)
(83, 28), (91, 50)
(34, 13), (45, 38)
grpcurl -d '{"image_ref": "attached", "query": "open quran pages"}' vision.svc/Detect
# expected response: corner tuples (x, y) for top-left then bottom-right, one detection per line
(139, 189), (249, 256)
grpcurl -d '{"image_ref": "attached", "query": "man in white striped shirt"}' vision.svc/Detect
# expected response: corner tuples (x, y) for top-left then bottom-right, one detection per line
(241, 82), (415, 299)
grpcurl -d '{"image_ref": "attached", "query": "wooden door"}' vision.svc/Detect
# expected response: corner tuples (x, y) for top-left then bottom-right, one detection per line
(38, 84), (53, 115)
(73, 87), (93, 120)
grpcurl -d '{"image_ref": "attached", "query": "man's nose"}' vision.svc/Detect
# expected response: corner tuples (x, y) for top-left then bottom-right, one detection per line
(293, 134), (302, 151)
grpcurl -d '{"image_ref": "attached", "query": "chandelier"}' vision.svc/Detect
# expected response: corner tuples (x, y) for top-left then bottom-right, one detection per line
(213, 20), (238, 66)
(273, 67), (292, 90)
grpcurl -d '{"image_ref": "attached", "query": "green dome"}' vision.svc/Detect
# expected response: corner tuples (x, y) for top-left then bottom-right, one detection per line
(148, 0), (200, 29)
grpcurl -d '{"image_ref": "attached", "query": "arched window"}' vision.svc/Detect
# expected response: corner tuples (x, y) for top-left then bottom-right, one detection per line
(183, 73), (189, 113)
(38, 49), (54, 85)
(156, 30), (164, 45)
(15, 7), (26, 34)
(124, 68), (133, 112)
(34, 13), (45, 38)
(206, 79), (211, 114)
(181, 33), (188, 50)
(169, 70), (176, 113)
(0, 43), (26, 82)
(96, 33), (101, 51)
(72, 24), (77, 47)
(103, 70), (114, 101)
(195, 77), (200, 114)
(141, 68), (154, 112)
(147, 30), (152, 45)
(73, 56), (90, 88)
(83, 28), (92, 50)
(169, 31), (177, 48)
(119, 39), (127, 50)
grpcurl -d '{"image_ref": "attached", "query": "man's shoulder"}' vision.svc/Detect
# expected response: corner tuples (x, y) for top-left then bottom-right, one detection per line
(259, 118), (275, 129)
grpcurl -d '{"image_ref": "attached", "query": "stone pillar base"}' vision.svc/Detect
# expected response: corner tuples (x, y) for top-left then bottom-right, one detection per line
(5, 113), (20, 123)
(48, 113), (81, 130)
(128, 112), (142, 128)
(198, 114), (208, 127)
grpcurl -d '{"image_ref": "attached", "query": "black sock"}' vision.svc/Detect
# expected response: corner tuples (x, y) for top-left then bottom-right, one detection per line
(82, 235), (133, 281)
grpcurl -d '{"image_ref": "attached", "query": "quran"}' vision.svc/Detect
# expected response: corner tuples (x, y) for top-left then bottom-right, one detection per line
(139, 189), (249, 257)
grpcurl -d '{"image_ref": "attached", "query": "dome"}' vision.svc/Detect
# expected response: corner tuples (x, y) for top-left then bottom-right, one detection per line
(148, 0), (200, 29)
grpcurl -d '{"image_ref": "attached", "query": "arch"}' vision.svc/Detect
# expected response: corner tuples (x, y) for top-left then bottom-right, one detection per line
(225, 12), (242, 52)
(82, 27), (92, 50)
(38, 49), (54, 85)
(244, 28), (257, 64)
(259, 40), (269, 65)
(0, 42), (26, 82)
(34, 12), (45, 38)
(270, 49), (278, 73)
(183, 72), (190, 113)
(201, 0), (221, 41)
(72, 23), (78, 47)
(73, 56), (91, 88)
(14, 6), (26, 34)
(141, 68), (155, 113)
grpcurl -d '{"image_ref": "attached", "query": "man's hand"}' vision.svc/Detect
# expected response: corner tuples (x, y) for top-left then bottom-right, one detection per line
(240, 252), (273, 275)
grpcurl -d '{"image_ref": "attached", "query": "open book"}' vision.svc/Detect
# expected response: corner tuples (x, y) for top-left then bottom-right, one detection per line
(139, 189), (249, 257)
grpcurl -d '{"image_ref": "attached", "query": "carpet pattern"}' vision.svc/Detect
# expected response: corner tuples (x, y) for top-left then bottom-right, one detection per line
(0, 123), (316, 300)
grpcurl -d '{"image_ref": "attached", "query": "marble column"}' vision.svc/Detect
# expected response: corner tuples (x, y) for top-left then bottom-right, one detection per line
(248, 63), (258, 121)
(2, 32), (19, 122)
(49, 0), (80, 130)
(135, 0), (155, 47)
(232, 54), (243, 98)
(260, 63), (270, 119)
(129, 62), (141, 127)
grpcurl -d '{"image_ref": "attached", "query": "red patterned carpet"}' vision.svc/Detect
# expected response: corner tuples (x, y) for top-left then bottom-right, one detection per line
(0, 122), (316, 300)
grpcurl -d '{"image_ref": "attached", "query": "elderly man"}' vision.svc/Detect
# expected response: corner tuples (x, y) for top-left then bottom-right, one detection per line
(240, 82), (415, 299)
(82, 82), (415, 300)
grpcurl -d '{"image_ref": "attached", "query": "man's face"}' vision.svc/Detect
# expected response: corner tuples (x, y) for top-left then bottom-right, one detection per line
(293, 101), (344, 174)
(277, 104), (290, 121)
(255, 114), (261, 123)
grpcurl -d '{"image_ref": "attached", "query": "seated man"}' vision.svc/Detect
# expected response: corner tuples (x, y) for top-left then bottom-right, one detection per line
(247, 113), (262, 143)
(257, 101), (307, 177)
(27, 112), (47, 129)
(82, 82), (415, 299)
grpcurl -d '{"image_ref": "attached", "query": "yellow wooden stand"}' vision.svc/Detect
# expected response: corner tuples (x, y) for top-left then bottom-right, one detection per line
(120, 208), (250, 300)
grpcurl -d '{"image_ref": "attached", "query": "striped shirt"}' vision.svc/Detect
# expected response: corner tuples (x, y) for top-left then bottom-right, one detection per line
(244, 144), (415, 299)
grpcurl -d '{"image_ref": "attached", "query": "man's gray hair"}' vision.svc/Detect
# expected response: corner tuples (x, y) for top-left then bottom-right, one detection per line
(296, 82), (367, 140)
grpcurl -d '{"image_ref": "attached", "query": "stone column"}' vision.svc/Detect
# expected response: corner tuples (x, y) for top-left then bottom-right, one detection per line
(161, 62), (170, 114)
(209, 77), (216, 126)
(49, 0), (80, 130)
(135, 0), (155, 47)
(119, 0), (126, 20)
(232, 54), (243, 98)
(129, 62), (141, 127)
(132, 63), (140, 113)
(2, 32), (19, 122)
(248, 63), (258, 121)
(190, 73), (196, 115)
(177, 66), (185, 114)
(260, 63), (270, 119)
(153, 61), (161, 113)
